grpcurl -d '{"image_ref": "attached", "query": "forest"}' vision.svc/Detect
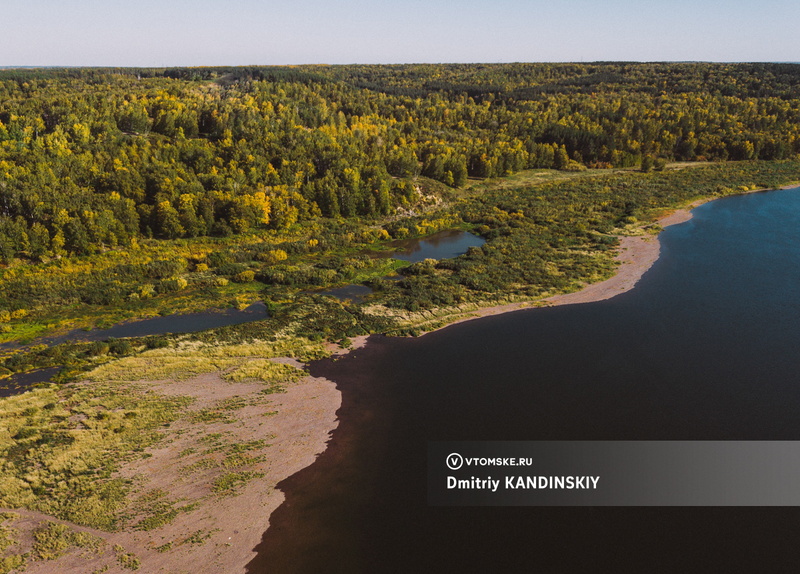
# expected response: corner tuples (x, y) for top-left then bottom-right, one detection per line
(1, 62), (799, 261)
(0, 62), (799, 351)
(3, 63), (800, 573)
(1, 63), (800, 567)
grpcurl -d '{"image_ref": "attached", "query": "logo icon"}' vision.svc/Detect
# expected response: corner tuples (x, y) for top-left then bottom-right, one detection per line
(446, 453), (464, 470)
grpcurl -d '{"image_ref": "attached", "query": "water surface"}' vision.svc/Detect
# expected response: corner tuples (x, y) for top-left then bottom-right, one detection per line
(0, 302), (269, 395)
(250, 187), (800, 573)
(46, 301), (269, 344)
(313, 230), (485, 302)
(0, 368), (61, 397)
(388, 229), (485, 263)
(314, 285), (374, 304)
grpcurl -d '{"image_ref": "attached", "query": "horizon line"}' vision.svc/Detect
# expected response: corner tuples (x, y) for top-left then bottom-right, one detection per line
(2, 61), (800, 70)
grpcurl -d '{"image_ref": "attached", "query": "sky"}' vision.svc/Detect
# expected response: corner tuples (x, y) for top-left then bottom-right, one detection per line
(3, 0), (800, 67)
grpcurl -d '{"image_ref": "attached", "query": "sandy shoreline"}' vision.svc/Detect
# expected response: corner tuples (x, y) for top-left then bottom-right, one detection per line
(6, 186), (798, 573)
(229, 197), (711, 571)
(199, 184), (800, 572)
(1, 367), (341, 574)
(409, 185), (798, 332)
(399, 202), (699, 333)
(543, 205), (695, 307)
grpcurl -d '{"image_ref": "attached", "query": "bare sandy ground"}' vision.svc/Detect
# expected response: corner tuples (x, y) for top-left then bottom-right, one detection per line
(546, 186), (797, 306)
(417, 184), (800, 335)
(412, 184), (798, 331)
(153, 185), (797, 573)
(543, 207), (695, 306)
(3, 369), (341, 573)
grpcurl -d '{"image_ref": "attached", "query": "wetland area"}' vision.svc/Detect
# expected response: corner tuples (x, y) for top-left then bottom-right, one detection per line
(3, 62), (800, 574)
(250, 187), (800, 573)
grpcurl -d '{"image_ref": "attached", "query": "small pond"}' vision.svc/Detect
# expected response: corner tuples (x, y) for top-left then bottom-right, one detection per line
(0, 367), (62, 398)
(314, 230), (485, 302)
(314, 285), (375, 304)
(42, 301), (269, 346)
(384, 229), (485, 263)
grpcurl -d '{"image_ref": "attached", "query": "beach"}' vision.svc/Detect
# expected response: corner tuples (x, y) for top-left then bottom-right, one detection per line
(401, 201), (705, 334)
(1, 366), (341, 573)
(7, 189), (795, 573)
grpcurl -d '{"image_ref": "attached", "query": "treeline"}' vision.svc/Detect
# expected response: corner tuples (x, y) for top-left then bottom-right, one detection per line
(0, 211), (453, 318)
(3, 160), (798, 369)
(1, 63), (799, 261)
(305, 62), (800, 99)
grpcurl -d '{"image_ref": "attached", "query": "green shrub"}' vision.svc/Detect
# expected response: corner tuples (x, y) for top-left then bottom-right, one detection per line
(233, 270), (256, 283)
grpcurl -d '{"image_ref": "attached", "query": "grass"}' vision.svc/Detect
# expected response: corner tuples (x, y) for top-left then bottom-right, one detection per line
(183, 529), (216, 546)
(0, 513), (24, 574)
(222, 453), (265, 469)
(0, 161), (798, 571)
(113, 544), (140, 570)
(0, 383), (193, 531)
(31, 521), (105, 561)
(129, 489), (198, 532)
(223, 359), (304, 387)
(461, 167), (640, 196)
(84, 339), (324, 385)
(1, 161), (798, 355)
(0, 327), (303, 568)
(0, 206), (409, 347)
(190, 409), (236, 425)
(0, 555), (25, 574)
(180, 458), (219, 476)
(0, 514), (18, 554)
(229, 439), (267, 452)
(211, 471), (265, 496)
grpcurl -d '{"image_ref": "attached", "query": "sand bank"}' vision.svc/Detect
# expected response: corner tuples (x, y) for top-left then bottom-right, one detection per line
(410, 199), (709, 333)
(237, 186), (800, 572)
(3, 367), (341, 574)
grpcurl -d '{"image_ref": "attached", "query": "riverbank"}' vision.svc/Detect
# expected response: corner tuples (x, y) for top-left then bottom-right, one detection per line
(400, 185), (799, 333)
(238, 195), (722, 573)
(546, 183), (799, 307)
(373, 206), (693, 334)
(543, 206), (694, 307)
(4, 183), (799, 573)
(245, 173), (800, 574)
(0, 351), (341, 573)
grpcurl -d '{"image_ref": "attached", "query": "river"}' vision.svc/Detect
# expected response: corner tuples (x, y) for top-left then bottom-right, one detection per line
(248, 187), (800, 572)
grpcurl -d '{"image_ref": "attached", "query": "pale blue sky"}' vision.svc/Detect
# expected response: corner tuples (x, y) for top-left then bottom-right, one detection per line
(3, 0), (799, 66)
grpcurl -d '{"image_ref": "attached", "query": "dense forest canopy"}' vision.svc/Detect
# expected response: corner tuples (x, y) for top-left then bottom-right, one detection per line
(0, 62), (799, 261)
(4, 64), (800, 574)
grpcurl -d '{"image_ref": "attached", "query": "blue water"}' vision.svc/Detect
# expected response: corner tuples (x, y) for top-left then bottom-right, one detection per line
(251, 187), (800, 573)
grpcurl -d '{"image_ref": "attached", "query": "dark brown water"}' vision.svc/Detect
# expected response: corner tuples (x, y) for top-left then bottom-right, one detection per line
(41, 301), (269, 345)
(0, 302), (269, 353)
(388, 229), (485, 263)
(249, 188), (800, 572)
(314, 285), (374, 303)
(0, 367), (61, 397)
